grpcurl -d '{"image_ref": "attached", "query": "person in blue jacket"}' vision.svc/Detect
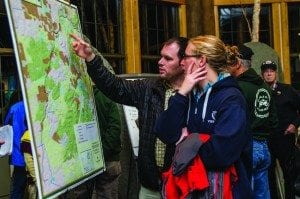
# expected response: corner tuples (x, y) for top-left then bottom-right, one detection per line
(154, 35), (253, 198)
(5, 99), (28, 199)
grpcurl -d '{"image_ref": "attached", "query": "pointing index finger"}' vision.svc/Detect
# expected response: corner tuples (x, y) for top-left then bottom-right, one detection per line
(69, 33), (80, 41)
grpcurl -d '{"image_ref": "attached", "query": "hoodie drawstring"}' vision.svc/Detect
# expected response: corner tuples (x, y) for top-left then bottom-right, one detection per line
(202, 87), (212, 122)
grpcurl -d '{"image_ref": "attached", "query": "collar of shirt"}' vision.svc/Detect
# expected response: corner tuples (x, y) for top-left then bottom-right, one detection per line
(193, 72), (230, 100)
(272, 81), (278, 90)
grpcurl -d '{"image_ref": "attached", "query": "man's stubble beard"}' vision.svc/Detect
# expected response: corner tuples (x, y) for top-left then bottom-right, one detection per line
(166, 70), (185, 87)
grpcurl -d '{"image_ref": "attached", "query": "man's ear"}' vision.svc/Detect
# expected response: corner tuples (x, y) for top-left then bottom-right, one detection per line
(227, 60), (240, 75)
(231, 59), (242, 73)
(235, 59), (242, 69)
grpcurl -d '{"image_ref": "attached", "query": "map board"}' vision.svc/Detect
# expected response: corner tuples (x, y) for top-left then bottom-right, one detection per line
(4, 0), (105, 198)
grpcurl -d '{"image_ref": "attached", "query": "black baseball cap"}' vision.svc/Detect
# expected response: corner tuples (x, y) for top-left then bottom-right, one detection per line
(261, 60), (277, 71)
(238, 44), (254, 60)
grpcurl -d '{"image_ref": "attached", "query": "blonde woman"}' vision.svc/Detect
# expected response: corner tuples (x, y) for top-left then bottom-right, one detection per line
(154, 35), (253, 198)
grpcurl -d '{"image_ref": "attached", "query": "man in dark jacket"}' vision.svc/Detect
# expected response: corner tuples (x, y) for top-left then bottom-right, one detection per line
(261, 60), (300, 199)
(71, 34), (188, 198)
(228, 45), (278, 199)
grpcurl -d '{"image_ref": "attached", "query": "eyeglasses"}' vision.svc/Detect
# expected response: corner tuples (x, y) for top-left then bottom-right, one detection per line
(182, 54), (201, 59)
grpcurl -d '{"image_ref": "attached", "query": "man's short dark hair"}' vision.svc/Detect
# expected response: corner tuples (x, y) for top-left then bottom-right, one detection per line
(161, 37), (188, 60)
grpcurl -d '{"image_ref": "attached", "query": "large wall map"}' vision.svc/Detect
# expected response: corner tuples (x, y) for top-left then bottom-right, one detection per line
(5, 0), (104, 198)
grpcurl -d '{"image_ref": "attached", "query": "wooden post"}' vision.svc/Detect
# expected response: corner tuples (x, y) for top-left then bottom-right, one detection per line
(123, 0), (141, 73)
(186, 0), (215, 37)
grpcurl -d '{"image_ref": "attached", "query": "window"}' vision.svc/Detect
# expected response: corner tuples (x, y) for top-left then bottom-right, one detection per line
(288, 3), (300, 89)
(0, 2), (21, 125)
(71, 0), (125, 74)
(0, 56), (22, 124)
(139, 1), (179, 73)
(219, 5), (272, 46)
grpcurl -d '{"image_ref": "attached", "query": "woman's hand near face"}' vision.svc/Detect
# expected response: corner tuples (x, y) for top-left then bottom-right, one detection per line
(178, 62), (207, 96)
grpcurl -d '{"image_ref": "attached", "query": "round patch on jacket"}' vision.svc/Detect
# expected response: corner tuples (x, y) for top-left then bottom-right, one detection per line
(254, 88), (271, 118)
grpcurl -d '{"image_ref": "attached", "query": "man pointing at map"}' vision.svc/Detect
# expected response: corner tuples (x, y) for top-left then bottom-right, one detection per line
(70, 33), (198, 198)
